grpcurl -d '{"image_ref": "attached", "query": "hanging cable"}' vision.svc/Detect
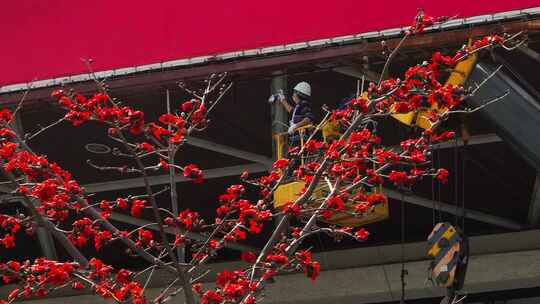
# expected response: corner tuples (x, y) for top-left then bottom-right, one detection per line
(400, 191), (407, 304)
(436, 149), (443, 223)
(461, 143), (467, 233)
(454, 137), (459, 227)
(432, 149), (437, 227)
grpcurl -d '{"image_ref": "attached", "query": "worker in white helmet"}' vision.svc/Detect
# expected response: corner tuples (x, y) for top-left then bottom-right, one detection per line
(278, 81), (314, 136)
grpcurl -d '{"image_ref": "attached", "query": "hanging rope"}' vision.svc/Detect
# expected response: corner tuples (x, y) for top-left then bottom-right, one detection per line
(400, 191), (407, 304)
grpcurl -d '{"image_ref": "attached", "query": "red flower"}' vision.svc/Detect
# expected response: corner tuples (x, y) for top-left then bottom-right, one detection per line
(216, 205), (230, 218)
(71, 235), (87, 248)
(116, 198), (128, 209)
(209, 239), (220, 249)
(0, 109), (13, 122)
(410, 167), (425, 176)
(170, 129), (185, 143)
(201, 290), (224, 304)
(248, 220), (263, 234)
(51, 89), (65, 98)
(131, 199), (146, 217)
(116, 269), (132, 284)
(147, 123), (171, 141)
(1, 234), (15, 248)
(174, 234), (185, 246)
(191, 104), (206, 125)
(410, 12), (436, 34)
(327, 196), (345, 211)
(227, 184), (245, 196)
(0, 142), (17, 159)
(138, 229), (153, 245)
(234, 228), (247, 240)
(241, 251), (257, 263)
(94, 230), (112, 251)
(367, 193), (387, 206)
(410, 150), (426, 163)
(64, 110), (91, 126)
(322, 209), (334, 219)
(366, 169), (383, 185)
(181, 99), (198, 112)
(436, 168), (449, 184)
(164, 217), (175, 226)
(137, 142), (154, 153)
(283, 202), (301, 217)
(244, 295), (256, 304)
(177, 209), (199, 230)
(159, 113), (180, 126)
(0, 128), (16, 139)
(350, 98), (368, 113)
(216, 270), (237, 287)
(388, 170), (409, 186)
(192, 283), (203, 294)
(273, 158), (290, 169)
(355, 228), (370, 240)
(354, 202), (370, 213)
(305, 261), (320, 281)
(431, 131), (455, 142)
(266, 254), (289, 265)
(304, 140), (324, 153)
(8, 289), (19, 301)
(99, 200), (112, 218)
(183, 164), (203, 184)
(394, 102), (411, 113)
(159, 159), (169, 170)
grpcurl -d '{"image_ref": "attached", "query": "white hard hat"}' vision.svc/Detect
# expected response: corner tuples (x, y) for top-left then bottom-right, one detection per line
(293, 81), (311, 97)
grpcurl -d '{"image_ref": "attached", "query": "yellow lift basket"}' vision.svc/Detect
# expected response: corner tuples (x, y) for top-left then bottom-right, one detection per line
(272, 113), (389, 227)
(392, 42), (478, 129)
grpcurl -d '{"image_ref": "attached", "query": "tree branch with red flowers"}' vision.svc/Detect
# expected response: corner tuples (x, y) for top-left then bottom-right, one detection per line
(0, 10), (527, 304)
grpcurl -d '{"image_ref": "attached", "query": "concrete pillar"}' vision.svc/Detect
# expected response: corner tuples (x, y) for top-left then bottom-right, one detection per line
(269, 72), (289, 247)
(270, 72), (288, 160)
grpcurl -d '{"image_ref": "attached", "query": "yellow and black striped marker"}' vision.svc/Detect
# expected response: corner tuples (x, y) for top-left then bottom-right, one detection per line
(427, 222), (463, 288)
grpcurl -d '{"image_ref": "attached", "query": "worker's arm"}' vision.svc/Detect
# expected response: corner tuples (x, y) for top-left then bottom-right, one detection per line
(279, 98), (293, 113)
(288, 117), (312, 134)
(294, 117), (312, 129)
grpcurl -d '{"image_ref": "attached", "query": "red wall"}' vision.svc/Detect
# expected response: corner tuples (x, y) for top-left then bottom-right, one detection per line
(1, 0), (539, 85)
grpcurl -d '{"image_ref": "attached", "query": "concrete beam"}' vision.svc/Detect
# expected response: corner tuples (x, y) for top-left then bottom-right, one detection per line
(333, 66), (380, 82)
(332, 66), (380, 82)
(83, 163), (268, 193)
(384, 188), (524, 231)
(387, 134), (502, 153)
(9, 229), (540, 303)
(185, 136), (273, 166)
(519, 45), (540, 64)
(528, 173), (540, 226)
(431, 133), (502, 150)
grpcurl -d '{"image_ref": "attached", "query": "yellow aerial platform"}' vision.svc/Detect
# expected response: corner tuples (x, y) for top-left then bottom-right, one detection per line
(273, 124), (388, 227)
(392, 43), (478, 129)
